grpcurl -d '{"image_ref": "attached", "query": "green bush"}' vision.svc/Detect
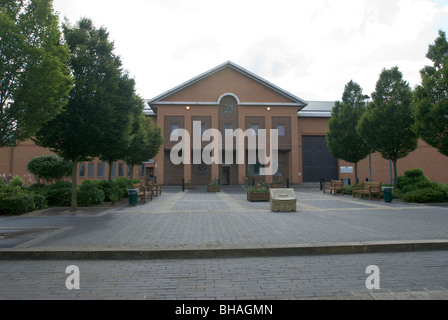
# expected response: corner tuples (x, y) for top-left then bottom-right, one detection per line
(97, 180), (123, 204)
(45, 181), (71, 207)
(397, 168), (448, 203)
(27, 155), (72, 184)
(78, 180), (105, 206)
(31, 193), (48, 210)
(0, 191), (35, 215)
(397, 167), (430, 190)
(403, 188), (448, 203)
(11, 176), (24, 187)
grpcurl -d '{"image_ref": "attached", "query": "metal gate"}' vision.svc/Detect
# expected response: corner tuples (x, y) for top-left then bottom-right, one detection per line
(302, 136), (338, 183)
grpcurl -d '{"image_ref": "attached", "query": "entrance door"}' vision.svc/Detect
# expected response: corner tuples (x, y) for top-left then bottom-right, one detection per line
(222, 166), (230, 185)
(302, 136), (338, 183)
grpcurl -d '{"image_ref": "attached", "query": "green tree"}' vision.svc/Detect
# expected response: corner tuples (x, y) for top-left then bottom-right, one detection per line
(34, 18), (130, 211)
(99, 75), (143, 181)
(124, 114), (164, 183)
(0, 0), (72, 147)
(326, 80), (371, 184)
(413, 30), (448, 157)
(27, 155), (71, 184)
(357, 67), (418, 188)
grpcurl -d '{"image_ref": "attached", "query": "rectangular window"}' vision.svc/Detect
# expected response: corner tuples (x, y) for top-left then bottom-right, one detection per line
(79, 163), (86, 178)
(247, 163), (265, 176)
(88, 163), (95, 178)
(139, 164), (145, 177)
(170, 123), (180, 136)
(118, 163), (124, 177)
(225, 124), (233, 136)
(127, 165), (132, 177)
(251, 124), (259, 136)
(97, 163), (103, 178)
(277, 124), (286, 136)
(111, 163), (116, 178)
(274, 162), (283, 176)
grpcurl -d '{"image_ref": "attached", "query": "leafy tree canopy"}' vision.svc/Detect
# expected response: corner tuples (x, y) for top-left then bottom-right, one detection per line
(358, 67), (418, 187)
(413, 30), (448, 157)
(0, 0), (72, 147)
(327, 81), (370, 164)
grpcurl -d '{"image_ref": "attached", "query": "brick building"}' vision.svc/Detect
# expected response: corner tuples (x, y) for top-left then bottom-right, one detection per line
(1, 61), (447, 185)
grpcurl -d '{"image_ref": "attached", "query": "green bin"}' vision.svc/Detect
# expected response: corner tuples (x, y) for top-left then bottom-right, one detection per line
(382, 187), (394, 203)
(127, 189), (139, 206)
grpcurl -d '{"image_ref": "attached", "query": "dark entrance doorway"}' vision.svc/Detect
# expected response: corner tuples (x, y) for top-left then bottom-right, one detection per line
(222, 166), (231, 185)
(302, 136), (338, 183)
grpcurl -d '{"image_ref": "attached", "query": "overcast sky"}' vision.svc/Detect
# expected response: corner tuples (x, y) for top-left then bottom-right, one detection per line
(52, 0), (448, 102)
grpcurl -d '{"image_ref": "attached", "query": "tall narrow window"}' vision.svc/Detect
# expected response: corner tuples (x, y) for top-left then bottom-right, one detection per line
(118, 163), (124, 177)
(79, 163), (86, 178)
(88, 163), (95, 178)
(251, 124), (259, 136)
(277, 124), (286, 136)
(225, 124), (233, 136)
(97, 163), (103, 178)
(170, 123), (180, 136)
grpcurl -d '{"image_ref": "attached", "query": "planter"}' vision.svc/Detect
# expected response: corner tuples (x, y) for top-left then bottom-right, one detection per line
(271, 183), (283, 188)
(207, 186), (221, 192)
(247, 192), (270, 202)
(185, 184), (196, 190)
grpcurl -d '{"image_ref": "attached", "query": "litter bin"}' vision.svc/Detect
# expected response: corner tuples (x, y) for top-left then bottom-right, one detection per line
(127, 189), (139, 206)
(382, 187), (394, 203)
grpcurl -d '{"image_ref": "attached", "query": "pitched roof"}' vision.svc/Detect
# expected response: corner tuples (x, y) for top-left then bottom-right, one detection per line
(298, 101), (335, 118)
(147, 61), (308, 111)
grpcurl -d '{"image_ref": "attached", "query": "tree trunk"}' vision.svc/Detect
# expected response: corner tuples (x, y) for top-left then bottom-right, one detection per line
(392, 158), (398, 189)
(71, 156), (79, 212)
(129, 164), (134, 184)
(108, 161), (113, 181)
(354, 162), (359, 185)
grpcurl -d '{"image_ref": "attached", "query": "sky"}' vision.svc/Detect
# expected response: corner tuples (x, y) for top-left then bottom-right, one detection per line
(52, 0), (448, 102)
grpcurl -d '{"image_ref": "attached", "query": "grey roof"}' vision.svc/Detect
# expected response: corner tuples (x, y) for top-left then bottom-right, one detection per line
(298, 101), (335, 118)
(147, 61), (308, 111)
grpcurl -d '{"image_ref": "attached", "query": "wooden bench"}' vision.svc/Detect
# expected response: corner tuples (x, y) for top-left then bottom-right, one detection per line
(148, 183), (162, 197)
(352, 182), (382, 200)
(132, 184), (150, 203)
(323, 180), (344, 195)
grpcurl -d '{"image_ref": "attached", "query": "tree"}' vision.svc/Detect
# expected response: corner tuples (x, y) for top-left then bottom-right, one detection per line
(34, 18), (130, 211)
(27, 155), (71, 184)
(357, 67), (418, 188)
(326, 80), (371, 184)
(0, 0), (72, 147)
(124, 114), (164, 183)
(413, 30), (448, 157)
(98, 75), (143, 181)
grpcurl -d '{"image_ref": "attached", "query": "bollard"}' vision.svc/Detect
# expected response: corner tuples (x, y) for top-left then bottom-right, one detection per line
(287, 178), (290, 188)
(182, 179), (185, 192)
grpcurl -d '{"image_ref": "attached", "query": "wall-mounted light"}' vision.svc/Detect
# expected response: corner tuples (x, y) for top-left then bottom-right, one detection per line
(267, 107), (271, 111)
(186, 106), (190, 110)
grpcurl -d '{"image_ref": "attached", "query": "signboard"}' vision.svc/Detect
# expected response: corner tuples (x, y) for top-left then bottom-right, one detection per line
(340, 166), (354, 174)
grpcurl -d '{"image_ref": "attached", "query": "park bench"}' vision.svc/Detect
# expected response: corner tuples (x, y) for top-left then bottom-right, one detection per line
(132, 183), (150, 203)
(147, 183), (162, 197)
(352, 181), (382, 200)
(323, 180), (344, 195)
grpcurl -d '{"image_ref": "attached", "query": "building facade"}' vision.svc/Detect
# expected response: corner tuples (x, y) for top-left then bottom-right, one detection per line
(1, 61), (448, 186)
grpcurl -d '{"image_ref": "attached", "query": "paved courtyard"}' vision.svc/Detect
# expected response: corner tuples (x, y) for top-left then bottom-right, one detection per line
(1, 187), (448, 300)
(0, 187), (447, 254)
